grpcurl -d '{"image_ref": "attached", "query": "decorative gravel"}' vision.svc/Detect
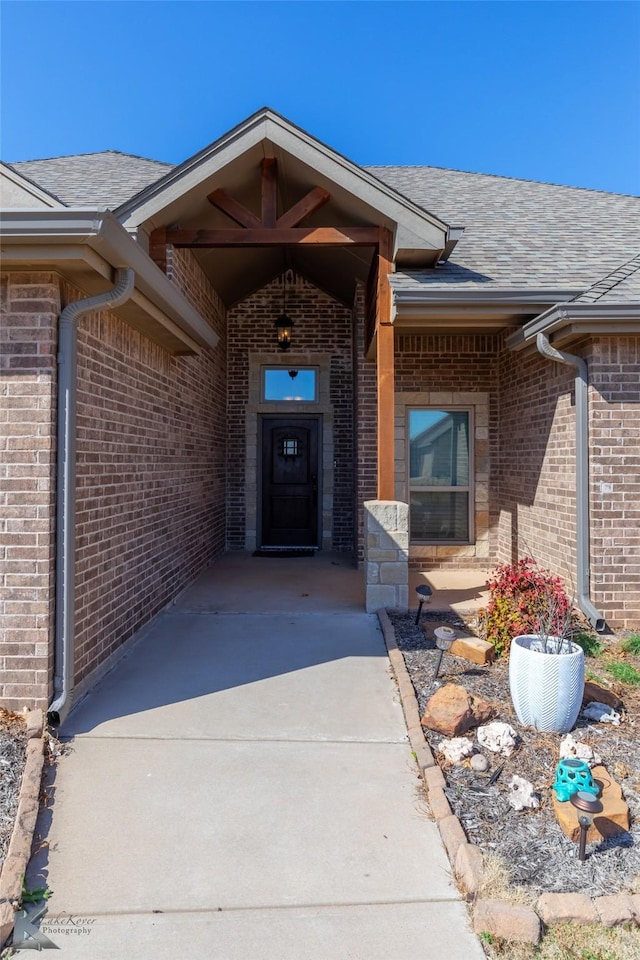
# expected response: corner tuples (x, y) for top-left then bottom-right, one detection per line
(390, 611), (640, 899)
(0, 709), (27, 864)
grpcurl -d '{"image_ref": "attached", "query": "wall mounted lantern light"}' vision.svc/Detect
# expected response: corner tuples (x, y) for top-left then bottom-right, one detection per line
(275, 267), (294, 351)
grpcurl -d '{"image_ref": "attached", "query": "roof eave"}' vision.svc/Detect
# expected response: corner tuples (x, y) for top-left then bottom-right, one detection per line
(507, 301), (640, 351)
(0, 210), (218, 353)
(392, 287), (580, 325)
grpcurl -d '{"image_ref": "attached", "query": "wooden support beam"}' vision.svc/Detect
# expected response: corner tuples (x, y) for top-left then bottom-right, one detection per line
(261, 157), (278, 228)
(207, 189), (262, 228)
(376, 227), (395, 500)
(276, 186), (331, 229)
(163, 226), (380, 247)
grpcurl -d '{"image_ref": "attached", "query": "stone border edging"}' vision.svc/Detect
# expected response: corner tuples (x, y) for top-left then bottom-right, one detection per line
(0, 709), (46, 948)
(377, 609), (640, 945)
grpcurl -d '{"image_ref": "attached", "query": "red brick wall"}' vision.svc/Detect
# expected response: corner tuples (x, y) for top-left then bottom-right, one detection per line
(496, 340), (578, 583)
(0, 272), (58, 709)
(588, 337), (640, 627)
(72, 251), (227, 685)
(226, 273), (355, 551)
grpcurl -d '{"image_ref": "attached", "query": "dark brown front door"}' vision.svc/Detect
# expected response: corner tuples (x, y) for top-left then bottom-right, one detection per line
(261, 418), (319, 547)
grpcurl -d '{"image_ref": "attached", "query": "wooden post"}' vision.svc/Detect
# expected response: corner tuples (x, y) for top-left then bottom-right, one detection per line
(376, 227), (395, 500)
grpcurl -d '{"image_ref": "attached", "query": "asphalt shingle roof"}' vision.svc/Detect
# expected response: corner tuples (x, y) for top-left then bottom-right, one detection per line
(9, 151), (171, 209)
(6, 150), (640, 300)
(571, 253), (640, 304)
(370, 166), (639, 295)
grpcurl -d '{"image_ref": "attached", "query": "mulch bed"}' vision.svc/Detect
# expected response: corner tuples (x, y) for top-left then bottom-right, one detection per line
(0, 710), (28, 865)
(389, 611), (640, 899)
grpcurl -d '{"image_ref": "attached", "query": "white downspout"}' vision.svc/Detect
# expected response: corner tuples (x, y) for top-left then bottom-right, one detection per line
(48, 268), (135, 726)
(535, 333), (606, 633)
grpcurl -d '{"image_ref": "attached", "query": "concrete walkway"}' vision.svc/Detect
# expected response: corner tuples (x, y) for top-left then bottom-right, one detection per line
(30, 554), (484, 959)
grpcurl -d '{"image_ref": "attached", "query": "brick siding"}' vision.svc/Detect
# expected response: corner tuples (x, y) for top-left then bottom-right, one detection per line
(496, 340), (578, 582)
(587, 337), (640, 627)
(72, 251), (227, 686)
(226, 273), (355, 552)
(0, 272), (58, 709)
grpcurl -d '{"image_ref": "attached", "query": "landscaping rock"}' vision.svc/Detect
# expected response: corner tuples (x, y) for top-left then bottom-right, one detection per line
(439, 736), (474, 765)
(553, 764), (630, 842)
(470, 753), (489, 772)
(582, 701), (621, 725)
(559, 732), (601, 767)
(454, 842), (484, 895)
(477, 721), (517, 756)
(594, 893), (636, 927)
(428, 786), (452, 821)
(582, 681), (623, 712)
(473, 900), (541, 944)
(438, 814), (467, 862)
(506, 775), (539, 811)
(450, 636), (495, 665)
(536, 892), (597, 925)
(420, 683), (496, 737)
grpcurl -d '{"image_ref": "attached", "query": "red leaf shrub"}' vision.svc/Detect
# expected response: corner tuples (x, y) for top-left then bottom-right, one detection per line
(478, 557), (571, 657)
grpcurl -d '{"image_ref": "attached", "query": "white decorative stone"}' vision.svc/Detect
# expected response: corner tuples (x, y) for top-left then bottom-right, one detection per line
(582, 702), (621, 726)
(439, 737), (474, 765)
(559, 733), (602, 767)
(477, 722), (517, 757)
(507, 775), (539, 811)
(470, 754), (489, 772)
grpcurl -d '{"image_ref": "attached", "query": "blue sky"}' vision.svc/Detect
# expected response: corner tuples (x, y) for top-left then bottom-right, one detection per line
(1, 1), (639, 194)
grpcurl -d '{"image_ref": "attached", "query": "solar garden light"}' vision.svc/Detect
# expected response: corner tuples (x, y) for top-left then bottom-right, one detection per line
(552, 758), (599, 802)
(414, 584), (432, 625)
(570, 791), (603, 862)
(433, 626), (456, 680)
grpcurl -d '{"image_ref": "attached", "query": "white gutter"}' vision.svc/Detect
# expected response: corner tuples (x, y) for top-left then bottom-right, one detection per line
(535, 333), (606, 633)
(48, 269), (135, 726)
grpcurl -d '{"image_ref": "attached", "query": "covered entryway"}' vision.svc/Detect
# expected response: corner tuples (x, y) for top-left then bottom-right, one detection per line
(261, 416), (320, 547)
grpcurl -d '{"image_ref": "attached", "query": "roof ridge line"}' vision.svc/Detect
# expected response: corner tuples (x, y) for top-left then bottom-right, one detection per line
(9, 149), (173, 166)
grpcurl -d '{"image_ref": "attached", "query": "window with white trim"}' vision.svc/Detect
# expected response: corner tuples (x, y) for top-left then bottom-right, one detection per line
(408, 409), (472, 543)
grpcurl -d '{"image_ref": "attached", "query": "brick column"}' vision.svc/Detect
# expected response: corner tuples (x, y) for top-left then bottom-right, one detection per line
(364, 500), (408, 613)
(0, 272), (59, 710)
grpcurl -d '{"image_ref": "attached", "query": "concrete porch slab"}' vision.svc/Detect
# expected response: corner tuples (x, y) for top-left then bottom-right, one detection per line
(174, 551), (364, 614)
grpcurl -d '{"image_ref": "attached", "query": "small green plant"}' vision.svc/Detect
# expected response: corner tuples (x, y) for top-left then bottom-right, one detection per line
(604, 661), (640, 686)
(21, 876), (51, 903)
(478, 558), (572, 657)
(572, 630), (604, 658)
(479, 931), (495, 945)
(621, 633), (640, 655)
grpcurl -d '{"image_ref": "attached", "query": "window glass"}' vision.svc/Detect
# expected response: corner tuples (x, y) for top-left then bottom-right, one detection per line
(263, 368), (317, 401)
(408, 410), (471, 542)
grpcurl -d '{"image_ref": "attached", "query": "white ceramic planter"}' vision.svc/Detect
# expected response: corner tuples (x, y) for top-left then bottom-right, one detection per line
(509, 634), (585, 733)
